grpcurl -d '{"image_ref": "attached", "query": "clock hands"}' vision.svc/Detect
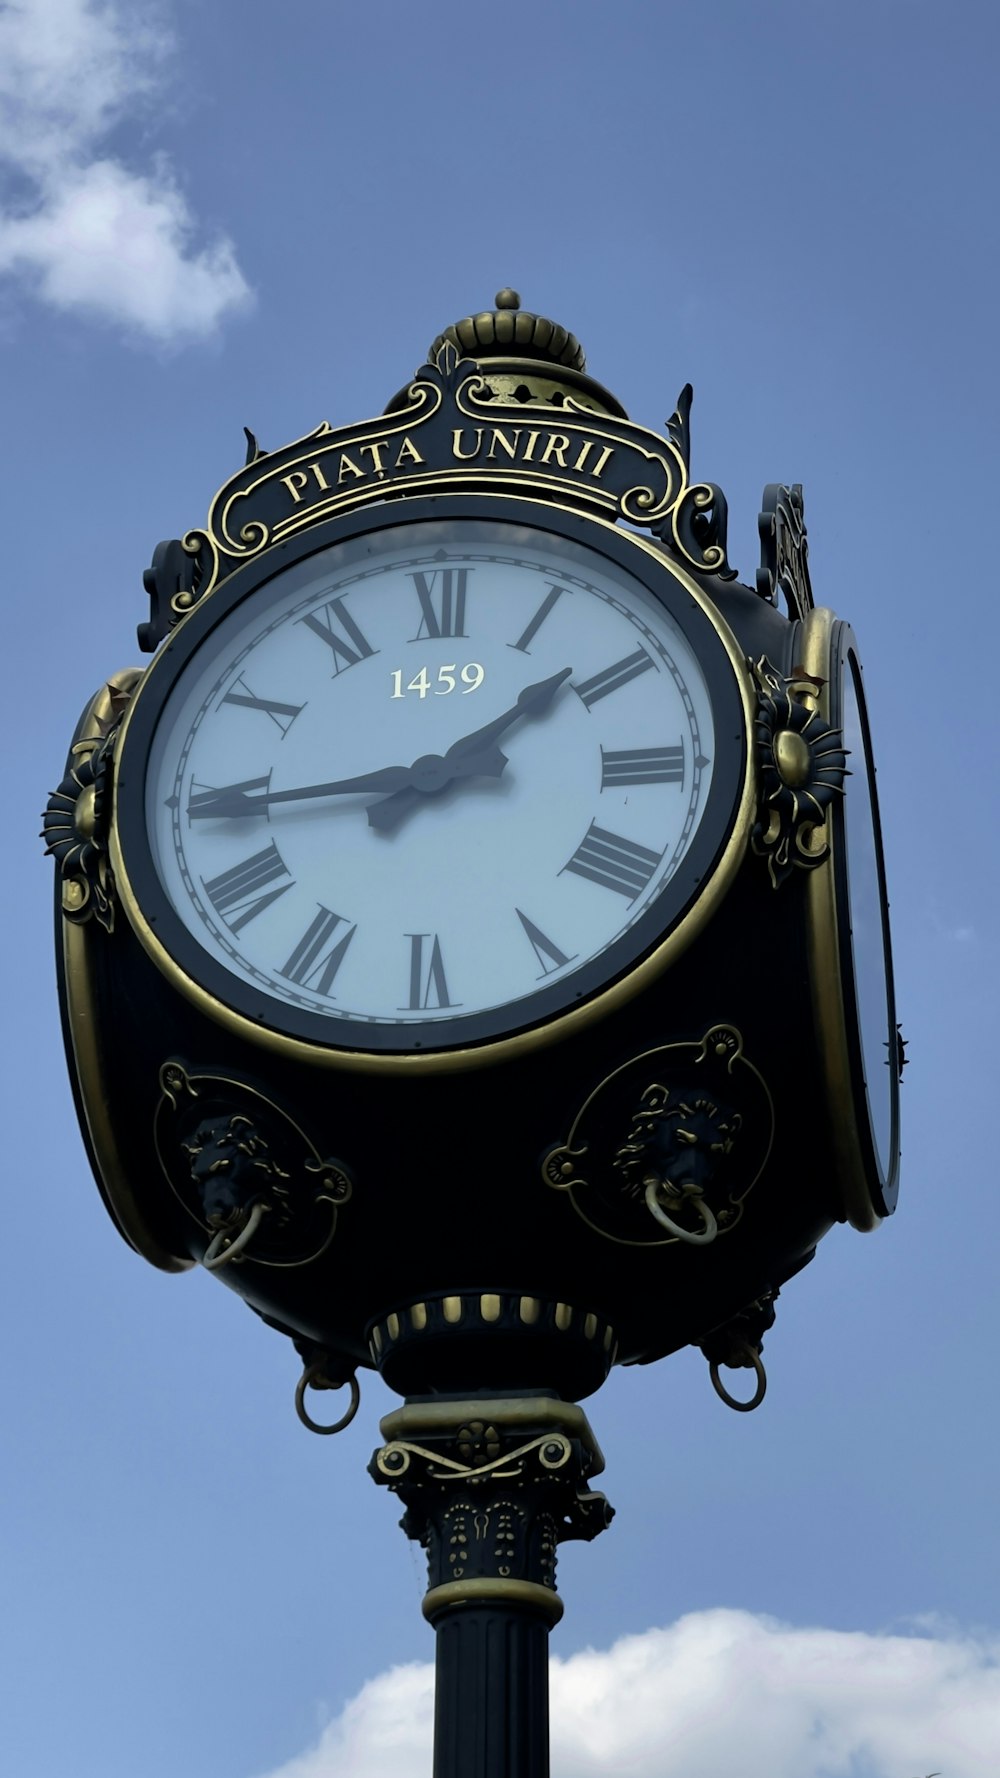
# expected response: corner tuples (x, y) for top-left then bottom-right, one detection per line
(366, 667), (573, 833)
(188, 667), (572, 829)
(188, 748), (508, 821)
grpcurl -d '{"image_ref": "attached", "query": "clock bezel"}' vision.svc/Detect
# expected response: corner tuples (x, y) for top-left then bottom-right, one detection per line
(111, 493), (756, 1072)
(801, 608), (900, 1224)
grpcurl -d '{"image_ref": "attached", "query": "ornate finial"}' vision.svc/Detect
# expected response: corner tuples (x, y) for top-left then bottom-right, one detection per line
(427, 293), (587, 372)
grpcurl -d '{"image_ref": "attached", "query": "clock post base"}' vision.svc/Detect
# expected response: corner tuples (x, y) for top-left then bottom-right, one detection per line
(369, 1392), (613, 1778)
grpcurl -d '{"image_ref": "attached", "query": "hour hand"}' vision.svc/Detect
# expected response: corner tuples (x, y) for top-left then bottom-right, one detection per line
(367, 669), (572, 833)
(366, 747), (508, 832)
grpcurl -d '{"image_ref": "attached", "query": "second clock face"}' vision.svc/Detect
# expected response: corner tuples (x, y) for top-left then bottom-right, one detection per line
(132, 508), (748, 1050)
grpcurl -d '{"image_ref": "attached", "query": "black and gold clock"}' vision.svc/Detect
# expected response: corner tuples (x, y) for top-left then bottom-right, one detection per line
(111, 498), (755, 1062)
(48, 293), (899, 1409)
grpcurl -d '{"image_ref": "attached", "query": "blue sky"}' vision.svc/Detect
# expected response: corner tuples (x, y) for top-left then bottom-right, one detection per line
(3, 2), (998, 1774)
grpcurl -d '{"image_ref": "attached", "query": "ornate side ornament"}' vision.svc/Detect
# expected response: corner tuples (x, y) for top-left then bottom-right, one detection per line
(752, 656), (847, 887)
(154, 1062), (353, 1269)
(370, 1397), (612, 1626)
(42, 668), (143, 929)
(543, 1025), (774, 1247)
(756, 483), (814, 619)
(657, 383), (737, 580)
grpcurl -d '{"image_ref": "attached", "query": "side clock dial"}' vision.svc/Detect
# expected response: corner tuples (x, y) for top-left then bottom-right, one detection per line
(803, 610), (900, 1222)
(112, 500), (753, 1059)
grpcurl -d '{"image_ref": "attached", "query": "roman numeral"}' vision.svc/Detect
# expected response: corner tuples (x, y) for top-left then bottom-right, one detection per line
(600, 745), (685, 788)
(515, 908), (575, 978)
(561, 822), (662, 902)
(202, 843), (293, 932)
(574, 647), (655, 709)
(187, 775), (270, 820)
(299, 597), (376, 674)
(509, 584), (567, 654)
(220, 675), (304, 736)
(409, 568), (470, 639)
(403, 933), (455, 1009)
(279, 906), (356, 996)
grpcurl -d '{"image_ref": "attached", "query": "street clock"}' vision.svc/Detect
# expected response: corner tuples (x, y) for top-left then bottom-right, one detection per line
(46, 291), (901, 1404)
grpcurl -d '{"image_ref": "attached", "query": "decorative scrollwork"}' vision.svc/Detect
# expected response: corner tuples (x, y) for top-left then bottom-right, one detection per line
(665, 383), (693, 470)
(543, 1024), (773, 1247)
(663, 480), (736, 579)
(155, 1062), (353, 1268)
(374, 1430), (573, 1487)
(42, 669), (143, 929)
(756, 483), (814, 618)
(752, 657), (847, 887)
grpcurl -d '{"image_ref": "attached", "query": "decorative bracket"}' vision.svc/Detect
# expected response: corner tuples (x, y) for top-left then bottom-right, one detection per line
(756, 483), (814, 619)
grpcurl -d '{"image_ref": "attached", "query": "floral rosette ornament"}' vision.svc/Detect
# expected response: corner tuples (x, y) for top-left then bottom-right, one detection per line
(751, 657), (847, 887)
(42, 733), (117, 929)
(41, 670), (142, 930)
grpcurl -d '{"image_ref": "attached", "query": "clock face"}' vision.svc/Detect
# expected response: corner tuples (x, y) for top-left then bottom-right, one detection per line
(118, 503), (749, 1054)
(839, 644), (900, 1211)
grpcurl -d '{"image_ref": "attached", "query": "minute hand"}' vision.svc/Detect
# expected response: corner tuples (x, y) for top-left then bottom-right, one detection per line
(189, 763), (434, 820)
(367, 667), (572, 833)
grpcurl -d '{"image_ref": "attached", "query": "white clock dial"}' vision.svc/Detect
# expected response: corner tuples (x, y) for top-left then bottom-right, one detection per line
(132, 511), (745, 1049)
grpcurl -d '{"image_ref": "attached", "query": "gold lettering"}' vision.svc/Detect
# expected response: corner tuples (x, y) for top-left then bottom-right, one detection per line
(451, 428), (483, 462)
(281, 470), (309, 504)
(309, 460), (330, 491)
(395, 436), (425, 467)
(590, 444), (615, 478)
(487, 428), (520, 461)
(522, 430), (541, 461)
(572, 439), (596, 474)
(359, 439), (389, 474)
(540, 433), (570, 468)
(337, 452), (364, 483)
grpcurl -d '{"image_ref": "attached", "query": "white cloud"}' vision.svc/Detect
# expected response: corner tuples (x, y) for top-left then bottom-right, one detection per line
(0, 0), (250, 340)
(256, 1609), (1000, 1778)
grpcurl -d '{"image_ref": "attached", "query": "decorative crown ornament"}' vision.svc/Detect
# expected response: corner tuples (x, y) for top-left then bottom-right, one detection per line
(428, 288), (587, 372)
